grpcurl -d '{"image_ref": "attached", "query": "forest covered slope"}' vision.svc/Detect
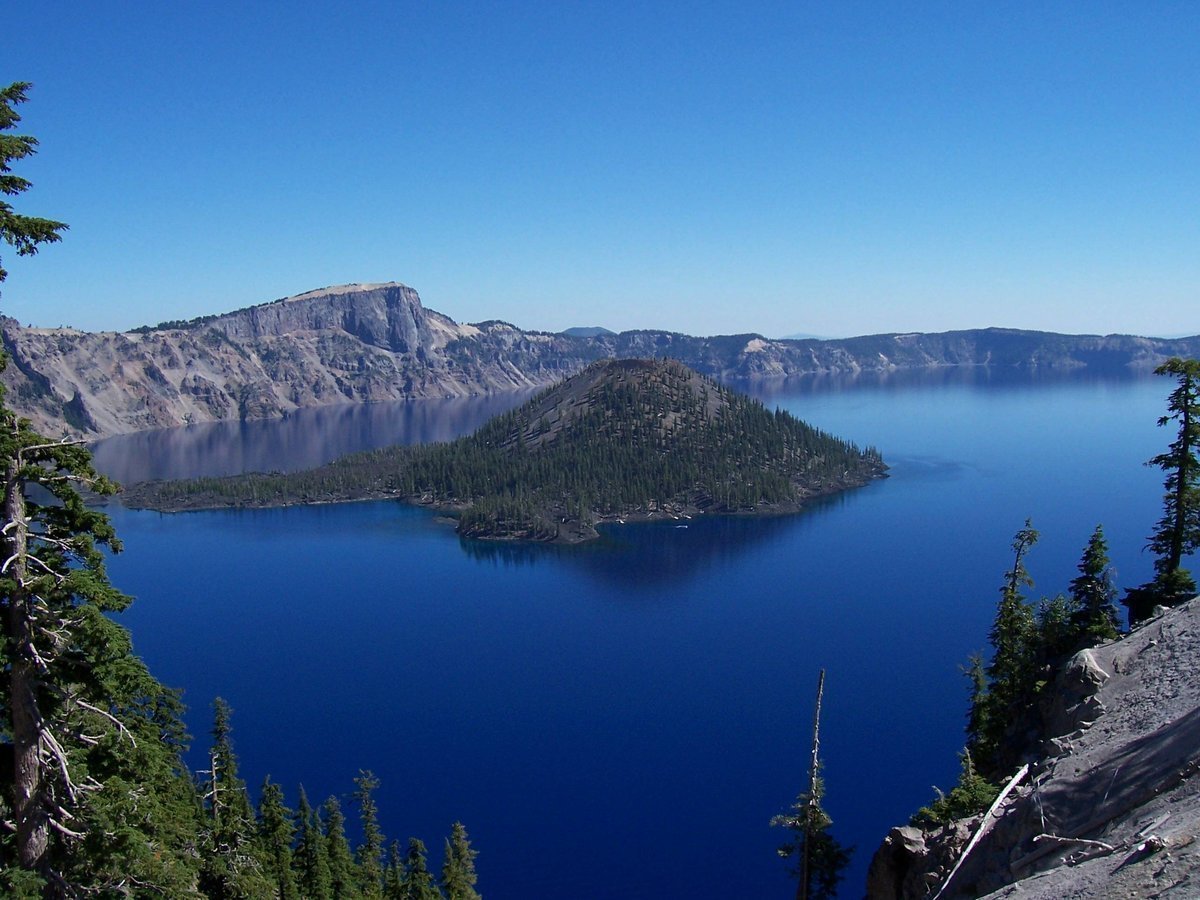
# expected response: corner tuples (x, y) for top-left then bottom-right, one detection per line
(122, 358), (886, 541)
(3, 282), (1199, 438)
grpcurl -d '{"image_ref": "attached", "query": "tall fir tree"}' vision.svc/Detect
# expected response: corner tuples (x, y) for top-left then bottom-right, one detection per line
(199, 698), (272, 897)
(770, 671), (851, 900)
(324, 797), (362, 900)
(384, 841), (405, 900)
(0, 82), (66, 287)
(295, 787), (333, 900)
(399, 838), (442, 900)
(971, 520), (1039, 776)
(354, 770), (385, 900)
(1126, 358), (1200, 621)
(259, 778), (300, 900)
(440, 823), (481, 900)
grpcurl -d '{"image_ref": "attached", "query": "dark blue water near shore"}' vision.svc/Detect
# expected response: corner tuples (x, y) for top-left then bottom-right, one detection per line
(98, 370), (1178, 898)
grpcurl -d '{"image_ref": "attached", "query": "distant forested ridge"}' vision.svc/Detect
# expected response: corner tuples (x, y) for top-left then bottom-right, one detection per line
(3, 280), (1198, 439)
(123, 359), (886, 541)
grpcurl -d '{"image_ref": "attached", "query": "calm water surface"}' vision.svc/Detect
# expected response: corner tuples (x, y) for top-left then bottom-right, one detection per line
(97, 370), (1176, 898)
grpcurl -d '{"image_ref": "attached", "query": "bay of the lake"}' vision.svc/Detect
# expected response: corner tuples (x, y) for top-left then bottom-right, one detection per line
(95, 369), (1178, 898)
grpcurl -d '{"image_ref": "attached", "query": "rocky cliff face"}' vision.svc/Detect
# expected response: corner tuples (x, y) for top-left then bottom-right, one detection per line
(867, 597), (1200, 899)
(3, 281), (1198, 439)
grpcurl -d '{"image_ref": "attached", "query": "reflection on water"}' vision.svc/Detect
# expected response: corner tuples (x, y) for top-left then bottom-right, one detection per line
(92, 368), (1143, 486)
(456, 486), (885, 587)
(733, 363), (1142, 403)
(90, 392), (533, 484)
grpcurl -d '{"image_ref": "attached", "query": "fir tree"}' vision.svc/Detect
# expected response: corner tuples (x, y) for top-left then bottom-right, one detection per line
(400, 838), (442, 900)
(971, 520), (1039, 775)
(384, 841), (405, 899)
(440, 823), (481, 900)
(324, 797), (362, 900)
(0, 82), (67, 288)
(911, 750), (999, 828)
(199, 698), (273, 897)
(259, 778), (300, 900)
(295, 787), (333, 900)
(1126, 358), (1200, 621)
(770, 670), (851, 900)
(1068, 525), (1120, 644)
(354, 770), (385, 899)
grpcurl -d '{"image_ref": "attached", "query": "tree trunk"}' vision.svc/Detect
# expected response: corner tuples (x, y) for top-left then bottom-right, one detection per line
(4, 461), (49, 872)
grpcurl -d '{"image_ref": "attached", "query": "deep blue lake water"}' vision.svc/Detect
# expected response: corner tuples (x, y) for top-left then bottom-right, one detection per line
(93, 369), (1180, 898)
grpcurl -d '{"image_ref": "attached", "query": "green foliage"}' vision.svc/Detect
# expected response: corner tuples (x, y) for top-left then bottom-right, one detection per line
(1068, 525), (1120, 645)
(440, 822), (480, 900)
(965, 521), (1129, 784)
(199, 699), (274, 898)
(911, 751), (1000, 828)
(297, 786), (334, 899)
(1126, 358), (1200, 621)
(771, 775), (852, 900)
(0, 82), (67, 289)
(397, 838), (442, 900)
(969, 521), (1040, 774)
(325, 797), (363, 900)
(259, 778), (300, 900)
(355, 770), (385, 899)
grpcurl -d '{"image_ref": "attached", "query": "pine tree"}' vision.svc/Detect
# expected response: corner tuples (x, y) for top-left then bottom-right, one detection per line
(400, 838), (442, 900)
(259, 778), (300, 900)
(440, 823), (481, 900)
(1126, 358), (1200, 621)
(0, 82), (67, 288)
(971, 520), (1039, 775)
(1068, 525), (1120, 644)
(324, 797), (362, 900)
(770, 670), (851, 900)
(384, 841), (405, 899)
(295, 787), (333, 900)
(354, 770), (385, 899)
(911, 750), (999, 827)
(199, 698), (272, 897)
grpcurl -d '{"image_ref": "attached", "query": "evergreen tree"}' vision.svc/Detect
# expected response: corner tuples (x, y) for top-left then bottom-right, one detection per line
(354, 770), (385, 899)
(0, 82), (67, 288)
(199, 698), (272, 897)
(911, 750), (999, 828)
(384, 841), (405, 900)
(440, 823), (481, 900)
(324, 797), (362, 900)
(259, 778), (300, 900)
(971, 520), (1039, 775)
(770, 671), (851, 900)
(400, 838), (442, 900)
(296, 787), (333, 900)
(771, 774), (851, 900)
(1126, 358), (1200, 621)
(1068, 525), (1120, 644)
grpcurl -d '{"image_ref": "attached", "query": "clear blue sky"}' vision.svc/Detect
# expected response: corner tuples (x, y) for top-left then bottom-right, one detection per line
(5, 1), (1198, 338)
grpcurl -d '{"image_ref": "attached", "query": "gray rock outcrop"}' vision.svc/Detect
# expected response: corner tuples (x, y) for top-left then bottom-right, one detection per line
(3, 281), (1198, 439)
(867, 596), (1200, 899)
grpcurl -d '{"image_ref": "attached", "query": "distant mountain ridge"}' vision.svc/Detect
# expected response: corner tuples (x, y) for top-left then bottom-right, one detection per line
(2, 282), (1197, 438)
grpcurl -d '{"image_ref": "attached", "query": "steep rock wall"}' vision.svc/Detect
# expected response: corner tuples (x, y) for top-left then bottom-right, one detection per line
(3, 282), (1198, 439)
